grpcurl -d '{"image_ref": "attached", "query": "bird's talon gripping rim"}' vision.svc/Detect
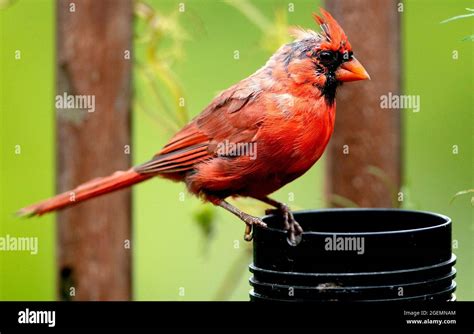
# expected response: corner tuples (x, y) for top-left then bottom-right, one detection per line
(243, 218), (267, 242)
(244, 224), (253, 241)
(273, 204), (302, 246)
(287, 234), (302, 247)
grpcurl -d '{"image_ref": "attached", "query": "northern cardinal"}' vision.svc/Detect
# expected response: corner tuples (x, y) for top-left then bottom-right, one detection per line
(19, 9), (369, 245)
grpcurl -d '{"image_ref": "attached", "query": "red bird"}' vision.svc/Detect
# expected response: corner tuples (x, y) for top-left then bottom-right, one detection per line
(19, 9), (369, 245)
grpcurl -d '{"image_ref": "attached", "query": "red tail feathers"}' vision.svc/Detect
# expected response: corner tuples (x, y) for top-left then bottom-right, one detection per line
(17, 168), (152, 217)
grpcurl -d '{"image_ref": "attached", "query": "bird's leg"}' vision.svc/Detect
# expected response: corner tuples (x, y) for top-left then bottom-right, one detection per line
(255, 196), (303, 246)
(213, 199), (267, 241)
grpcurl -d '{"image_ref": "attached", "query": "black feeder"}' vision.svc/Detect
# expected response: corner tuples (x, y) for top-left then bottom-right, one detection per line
(250, 209), (456, 302)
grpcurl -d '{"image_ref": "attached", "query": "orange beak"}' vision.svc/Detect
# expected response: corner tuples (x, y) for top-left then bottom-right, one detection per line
(335, 57), (371, 82)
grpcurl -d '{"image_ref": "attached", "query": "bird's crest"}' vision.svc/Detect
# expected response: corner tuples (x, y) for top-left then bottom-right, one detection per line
(290, 8), (351, 52)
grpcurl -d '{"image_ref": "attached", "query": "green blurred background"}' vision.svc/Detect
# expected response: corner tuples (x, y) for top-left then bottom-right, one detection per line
(0, 0), (472, 301)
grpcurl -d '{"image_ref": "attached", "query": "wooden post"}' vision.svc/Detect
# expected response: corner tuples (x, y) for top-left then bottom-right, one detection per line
(325, 0), (401, 207)
(56, 0), (133, 300)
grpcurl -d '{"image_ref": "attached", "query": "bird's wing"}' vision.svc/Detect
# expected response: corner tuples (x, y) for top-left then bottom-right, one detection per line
(135, 81), (264, 174)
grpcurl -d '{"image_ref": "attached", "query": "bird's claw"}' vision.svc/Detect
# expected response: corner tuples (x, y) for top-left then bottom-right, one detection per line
(242, 215), (267, 242)
(267, 204), (303, 246)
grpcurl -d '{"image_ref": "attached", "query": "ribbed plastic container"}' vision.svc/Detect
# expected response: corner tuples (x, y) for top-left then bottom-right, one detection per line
(250, 209), (456, 302)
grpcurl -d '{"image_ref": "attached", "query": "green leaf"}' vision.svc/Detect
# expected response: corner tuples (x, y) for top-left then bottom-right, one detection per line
(450, 189), (474, 205)
(193, 204), (217, 240)
(441, 12), (474, 24)
(462, 34), (474, 41)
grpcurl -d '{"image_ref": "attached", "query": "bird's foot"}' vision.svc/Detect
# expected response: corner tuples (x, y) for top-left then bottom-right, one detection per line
(212, 198), (267, 242)
(266, 204), (303, 246)
(241, 213), (267, 242)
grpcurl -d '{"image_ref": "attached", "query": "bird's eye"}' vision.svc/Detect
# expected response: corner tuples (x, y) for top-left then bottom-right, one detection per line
(319, 51), (336, 62)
